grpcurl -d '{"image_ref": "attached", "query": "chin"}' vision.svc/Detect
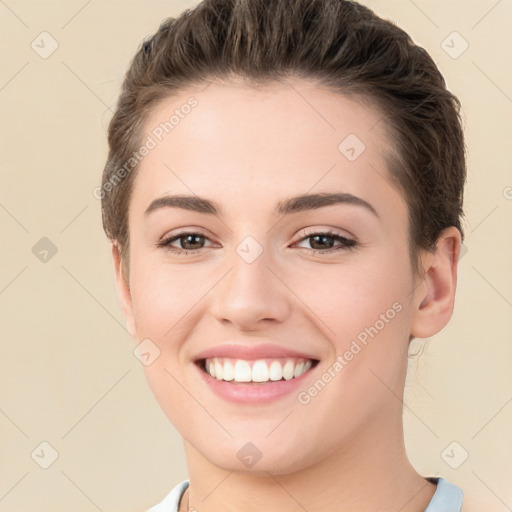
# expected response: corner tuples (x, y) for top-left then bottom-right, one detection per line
(195, 435), (317, 476)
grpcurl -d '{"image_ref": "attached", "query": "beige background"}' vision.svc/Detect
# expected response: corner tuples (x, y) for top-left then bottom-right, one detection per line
(1, 0), (511, 510)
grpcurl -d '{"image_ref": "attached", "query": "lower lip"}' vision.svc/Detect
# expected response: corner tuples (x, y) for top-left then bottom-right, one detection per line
(195, 361), (318, 404)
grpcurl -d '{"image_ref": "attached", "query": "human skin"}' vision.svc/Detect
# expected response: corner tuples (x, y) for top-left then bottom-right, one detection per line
(112, 77), (461, 512)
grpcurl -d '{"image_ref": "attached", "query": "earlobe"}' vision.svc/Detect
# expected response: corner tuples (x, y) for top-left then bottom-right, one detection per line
(410, 227), (462, 339)
(111, 242), (137, 339)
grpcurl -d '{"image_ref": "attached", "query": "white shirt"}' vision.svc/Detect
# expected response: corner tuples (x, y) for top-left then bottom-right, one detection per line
(148, 476), (463, 512)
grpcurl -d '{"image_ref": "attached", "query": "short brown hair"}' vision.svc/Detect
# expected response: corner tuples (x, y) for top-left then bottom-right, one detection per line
(101, 0), (466, 276)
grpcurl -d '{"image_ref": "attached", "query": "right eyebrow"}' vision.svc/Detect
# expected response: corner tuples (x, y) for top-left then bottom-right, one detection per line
(145, 195), (223, 216)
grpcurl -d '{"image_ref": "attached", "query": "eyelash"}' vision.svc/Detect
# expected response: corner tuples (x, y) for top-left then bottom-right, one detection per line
(156, 230), (357, 256)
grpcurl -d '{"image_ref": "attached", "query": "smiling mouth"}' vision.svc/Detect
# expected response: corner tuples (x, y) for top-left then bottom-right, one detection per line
(196, 357), (319, 384)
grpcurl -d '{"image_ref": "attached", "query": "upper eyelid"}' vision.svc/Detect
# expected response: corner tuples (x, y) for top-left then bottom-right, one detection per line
(159, 228), (214, 243)
(294, 227), (355, 241)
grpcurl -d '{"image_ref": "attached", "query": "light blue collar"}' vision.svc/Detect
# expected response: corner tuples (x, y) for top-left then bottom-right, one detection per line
(424, 477), (463, 511)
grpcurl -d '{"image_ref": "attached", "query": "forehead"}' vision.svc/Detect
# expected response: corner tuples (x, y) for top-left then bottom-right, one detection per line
(131, 77), (403, 220)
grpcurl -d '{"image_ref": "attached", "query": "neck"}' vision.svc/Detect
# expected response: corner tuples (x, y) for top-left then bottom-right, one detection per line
(181, 416), (436, 512)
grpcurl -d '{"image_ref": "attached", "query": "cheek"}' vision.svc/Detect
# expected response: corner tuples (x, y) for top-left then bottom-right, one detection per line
(288, 249), (414, 406)
(286, 251), (412, 343)
(290, 262), (411, 431)
(129, 255), (215, 337)
(128, 259), (207, 426)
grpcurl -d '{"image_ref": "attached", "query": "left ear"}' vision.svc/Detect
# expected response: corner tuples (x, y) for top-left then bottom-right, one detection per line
(410, 227), (462, 339)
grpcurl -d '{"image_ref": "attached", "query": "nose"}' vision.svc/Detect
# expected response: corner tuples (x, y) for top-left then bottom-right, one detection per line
(210, 245), (291, 331)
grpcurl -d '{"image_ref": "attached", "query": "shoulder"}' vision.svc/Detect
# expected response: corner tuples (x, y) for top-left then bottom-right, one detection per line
(147, 480), (190, 512)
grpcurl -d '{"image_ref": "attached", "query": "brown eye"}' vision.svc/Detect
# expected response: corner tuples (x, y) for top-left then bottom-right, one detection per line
(309, 234), (336, 250)
(295, 231), (357, 254)
(177, 234), (206, 250)
(157, 232), (213, 253)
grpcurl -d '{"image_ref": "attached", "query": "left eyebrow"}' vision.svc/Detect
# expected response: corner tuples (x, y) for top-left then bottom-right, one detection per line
(274, 192), (379, 218)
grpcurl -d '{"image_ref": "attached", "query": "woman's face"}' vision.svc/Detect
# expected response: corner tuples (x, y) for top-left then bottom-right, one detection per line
(115, 78), (437, 474)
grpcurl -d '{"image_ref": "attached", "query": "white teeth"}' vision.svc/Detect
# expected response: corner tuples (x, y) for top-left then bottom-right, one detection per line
(204, 357), (315, 383)
(233, 360), (252, 382)
(214, 359), (223, 380)
(252, 360), (269, 382)
(269, 360), (283, 381)
(223, 360), (234, 381)
(282, 360), (295, 380)
(206, 360), (215, 378)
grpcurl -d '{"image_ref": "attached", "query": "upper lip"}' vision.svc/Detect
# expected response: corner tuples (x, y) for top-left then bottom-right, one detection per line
(193, 343), (320, 362)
